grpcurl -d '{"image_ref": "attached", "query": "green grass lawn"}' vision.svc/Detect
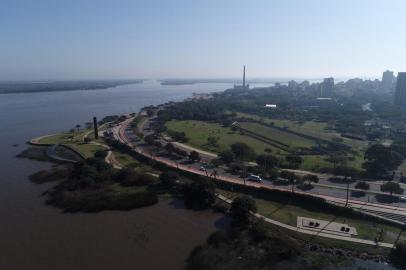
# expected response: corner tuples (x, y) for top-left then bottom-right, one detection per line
(38, 131), (106, 159)
(166, 120), (365, 172)
(38, 132), (77, 144)
(239, 122), (316, 149)
(217, 189), (405, 244)
(166, 120), (288, 155)
(236, 112), (366, 150)
(301, 155), (334, 171)
(65, 143), (105, 159)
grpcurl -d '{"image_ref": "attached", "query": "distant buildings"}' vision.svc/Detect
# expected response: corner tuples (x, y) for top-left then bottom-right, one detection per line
(394, 72), (406, 106)
(288, 80), (298, 90)
(382, 70), (394, 90)
(319, 77), (334, 97)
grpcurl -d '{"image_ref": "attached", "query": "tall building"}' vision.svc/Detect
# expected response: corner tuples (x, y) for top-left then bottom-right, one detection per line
(320, 77), (334, 97)
(394, 72), (406, 106)
(382, 70), (394, 90)
(288, 80), (298, 90)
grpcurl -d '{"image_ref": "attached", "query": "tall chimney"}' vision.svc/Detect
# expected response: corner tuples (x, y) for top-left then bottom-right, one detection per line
(93, 117), (99, 139)
(243, 65), (246, 87)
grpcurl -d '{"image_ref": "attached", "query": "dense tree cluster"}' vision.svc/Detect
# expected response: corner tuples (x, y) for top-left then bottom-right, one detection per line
(182, 177), (216, 209)
(363, 144), (404, 178)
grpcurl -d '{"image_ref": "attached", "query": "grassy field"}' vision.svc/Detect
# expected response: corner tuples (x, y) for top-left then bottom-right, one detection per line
(38, 130), (106, 159)
(239, 122), (316, 149)
(165, 120), (288, 155)
(38, 132), (77, 144)
(236, 112), (366, 149)
(65, 143), (105, 159)
(217, 189), (405, 244)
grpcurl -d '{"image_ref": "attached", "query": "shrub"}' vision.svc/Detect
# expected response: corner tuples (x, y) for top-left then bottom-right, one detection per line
(230, 195), (257, 226)
(159, 171), (179, 188)
(390, 242), (406, 270)
(183, 177), (215, 209)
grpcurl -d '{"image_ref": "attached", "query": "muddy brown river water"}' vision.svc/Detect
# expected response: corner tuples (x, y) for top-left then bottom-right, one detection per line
(0, 81), (239, 270)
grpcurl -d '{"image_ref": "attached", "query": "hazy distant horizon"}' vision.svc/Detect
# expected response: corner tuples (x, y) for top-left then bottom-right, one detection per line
(0, 76), (382, 84)
(1, 0), (405, 80)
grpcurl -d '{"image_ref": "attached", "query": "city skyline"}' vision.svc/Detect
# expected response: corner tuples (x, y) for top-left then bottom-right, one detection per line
(1, 0), (406, 80)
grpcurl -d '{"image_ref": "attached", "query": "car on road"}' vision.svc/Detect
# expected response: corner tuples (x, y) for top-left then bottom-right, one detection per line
(247, 174), (262, 183)
(399, 196), (406, 202)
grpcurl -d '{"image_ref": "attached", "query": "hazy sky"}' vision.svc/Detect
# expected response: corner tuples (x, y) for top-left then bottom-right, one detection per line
(1, 0), (406, 80)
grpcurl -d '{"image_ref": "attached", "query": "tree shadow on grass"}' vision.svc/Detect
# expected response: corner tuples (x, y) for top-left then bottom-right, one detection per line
(375, 194), (399, 204)
(351, 191), (365, 198)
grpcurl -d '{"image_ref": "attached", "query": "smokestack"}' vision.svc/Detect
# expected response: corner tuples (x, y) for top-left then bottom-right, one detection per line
(243, 65), (246, 87)
(93, 117), (99, 139)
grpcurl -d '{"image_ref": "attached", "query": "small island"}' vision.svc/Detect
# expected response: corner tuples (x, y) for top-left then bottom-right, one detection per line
(0, 79), (143, 94)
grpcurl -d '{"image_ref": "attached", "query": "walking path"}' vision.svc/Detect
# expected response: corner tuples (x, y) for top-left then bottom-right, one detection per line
(216, 193), (394, 248)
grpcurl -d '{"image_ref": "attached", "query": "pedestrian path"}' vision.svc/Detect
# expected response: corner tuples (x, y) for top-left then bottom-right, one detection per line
(216, 194), (394, 248)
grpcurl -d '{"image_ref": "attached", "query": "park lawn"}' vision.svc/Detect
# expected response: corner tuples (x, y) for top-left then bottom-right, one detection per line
(166, 120), (287, 155)
(217, 189), (405, 243)
(239, 122), (316, 149)
(65, 143), (105, 159)
(236, 112), (366, 149)
(113, 151), (140, 168)
(301, 153), (364, 172)
(301, 155), (333, 171)
(38, 132), (76, 144)
(111, 150), (156, 172)
(39, 129), (94, 144)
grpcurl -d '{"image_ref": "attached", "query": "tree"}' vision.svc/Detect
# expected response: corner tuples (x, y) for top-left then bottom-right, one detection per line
(381, 181), (403, 197)
(230, 196), (257, 226)
(84, 137), (91, 144)
(144, 134), (155, 145)
(279, 171), (298, 192)
(189, 150), (201, 162)
(159, 171), (179, 188)
(355, 181), (370, 191)
(183, 177), (215, 209)
(114, 167), (154, 186)
(231, 142), (256, 161)
(75, 124), (81, 131)
(256, 154), (278, 172)
(354, 181), (370, 197)
(69, 128), (75, 137)
(390, 242), (406, 270)
(285, 155), (303, 168)
(363, 144), (403, 177)
(327, 153), (347, 169)
(165, 142), (175, 154)
(302, 174), (319, 186)
(219, 150), (235, 164)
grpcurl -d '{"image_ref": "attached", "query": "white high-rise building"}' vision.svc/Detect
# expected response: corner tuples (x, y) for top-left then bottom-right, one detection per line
(320, 77), (334, 97)
(382, 70), (394, 90)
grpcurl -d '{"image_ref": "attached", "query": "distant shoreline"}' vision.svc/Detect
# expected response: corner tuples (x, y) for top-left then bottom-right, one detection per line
(0, 79), (143, 94)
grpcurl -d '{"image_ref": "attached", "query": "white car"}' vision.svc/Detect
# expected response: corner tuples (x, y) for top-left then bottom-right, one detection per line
(247, 174), (262, 183)
(399, 196), (406, 202)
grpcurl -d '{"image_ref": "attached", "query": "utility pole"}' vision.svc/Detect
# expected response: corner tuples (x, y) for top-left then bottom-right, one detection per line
(345, 182), (350, 206)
